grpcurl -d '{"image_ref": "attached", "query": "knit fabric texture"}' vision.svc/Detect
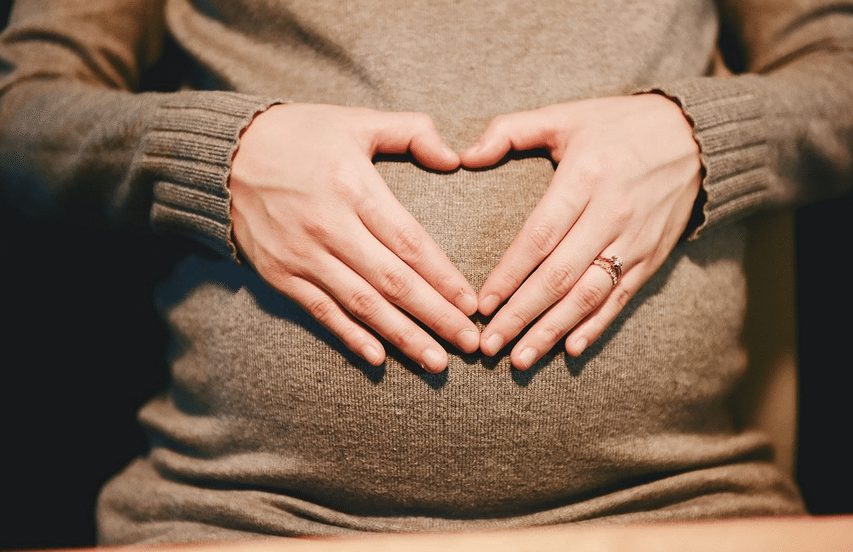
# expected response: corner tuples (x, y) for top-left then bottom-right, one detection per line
(1, 0), (851, 545)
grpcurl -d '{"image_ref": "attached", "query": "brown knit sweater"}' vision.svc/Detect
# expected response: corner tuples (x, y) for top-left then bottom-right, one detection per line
(1, 0), (851, 545)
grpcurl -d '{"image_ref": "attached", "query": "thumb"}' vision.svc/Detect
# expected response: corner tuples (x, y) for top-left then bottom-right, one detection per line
(461, 109), (557, 168)
(370, 111), (460, 171)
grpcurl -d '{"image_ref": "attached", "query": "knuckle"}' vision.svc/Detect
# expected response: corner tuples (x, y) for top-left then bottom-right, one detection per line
(391, 325), (421, 351)
(573, 284), (606, 313)
(306, 297), (337, 323)
(302, 217), (334, 242)
(611, 204), (633, 226)
(349, 289), (381, 320)
(377, 265), (410, 302)
(327, 168), (364, 202)
(497, 270), (522, 291)
(542, 262), (576, 297)
(254, 250), (291, 281)
(427, 308), (452, 334)
(612, 286), (632, 309)
(574, 156), (609, 188)
(528, 223), (560, 256)
(326, 168), (350, 191)
(393, 226), (423, 260)
(338, 324), (366, 348)
(356, 193), (377, 214)
(252, 252), (278, 278)
(537, 323), (565, 344)
(287, 240), (313, 263)
(507, 308), (531, 330)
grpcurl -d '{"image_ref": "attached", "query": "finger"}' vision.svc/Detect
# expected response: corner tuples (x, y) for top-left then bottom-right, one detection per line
(370, 111), (460, 171)
(355, 161), (479, 316)
(329, 221), (480, 353)
(311, 254), (450, 373)
(477, 161), (587, 316)
(480, 205), (616, 356)
(565, 266), (645, 357)
(509, 253), (623, 370)
(285, 277), (386, 366)
(460, 109), (557, 168)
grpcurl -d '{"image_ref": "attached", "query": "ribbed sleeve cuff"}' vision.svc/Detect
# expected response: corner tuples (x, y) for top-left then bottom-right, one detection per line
(143, 91), (284, 261)
(633, 76), (770, 240)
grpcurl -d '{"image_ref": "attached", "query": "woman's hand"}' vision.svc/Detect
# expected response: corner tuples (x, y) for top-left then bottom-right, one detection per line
(461, 95), (701, 369)
(230, 104), (480, 373)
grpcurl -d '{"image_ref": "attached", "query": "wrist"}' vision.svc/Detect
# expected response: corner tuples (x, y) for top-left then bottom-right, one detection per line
(635, 91), (705, 240)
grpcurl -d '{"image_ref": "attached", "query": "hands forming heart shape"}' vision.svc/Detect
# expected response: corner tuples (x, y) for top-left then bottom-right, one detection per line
(229, 95), (701, 373)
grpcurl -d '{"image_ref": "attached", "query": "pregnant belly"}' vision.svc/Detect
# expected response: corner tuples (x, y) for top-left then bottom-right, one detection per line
(141, 157), (753, 516)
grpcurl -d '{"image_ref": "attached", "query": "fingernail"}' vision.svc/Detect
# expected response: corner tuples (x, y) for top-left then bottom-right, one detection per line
(457, 290), (478, 315)
(572, 337), (588, 356)
(485, 333), (504, 356)
(480, 294), (501, 315)
(363, 345), (383, 365)
(458, 328), (480, 352)
(422, 348), (447, 373)
(518, 346), (538, 370)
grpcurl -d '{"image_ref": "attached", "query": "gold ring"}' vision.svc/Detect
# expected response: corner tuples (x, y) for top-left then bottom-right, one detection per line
(592, 255), (623, 288)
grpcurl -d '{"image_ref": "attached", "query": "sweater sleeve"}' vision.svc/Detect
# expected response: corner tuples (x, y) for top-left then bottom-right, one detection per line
(634, 0), (853, 240)
(0, 0), (282, 260)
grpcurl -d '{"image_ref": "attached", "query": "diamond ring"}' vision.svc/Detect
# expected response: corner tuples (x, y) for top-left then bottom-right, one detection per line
(592, 255), (623, 288)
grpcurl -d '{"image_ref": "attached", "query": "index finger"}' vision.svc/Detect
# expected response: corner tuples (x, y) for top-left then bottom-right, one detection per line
(477, 161), (589, 316)
(355, 161), (479, 316)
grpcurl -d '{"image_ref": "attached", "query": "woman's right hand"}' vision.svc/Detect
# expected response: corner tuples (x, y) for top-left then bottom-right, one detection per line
(229, 104), (479, 373)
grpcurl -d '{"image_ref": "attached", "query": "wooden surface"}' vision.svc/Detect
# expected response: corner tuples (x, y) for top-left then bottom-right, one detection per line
(41, 516), (853, 551)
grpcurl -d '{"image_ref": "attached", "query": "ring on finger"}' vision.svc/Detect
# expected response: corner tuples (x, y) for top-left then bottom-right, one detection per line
(592, 255), (623, 288)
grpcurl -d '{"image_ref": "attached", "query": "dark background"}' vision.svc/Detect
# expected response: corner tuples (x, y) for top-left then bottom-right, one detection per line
(1, 2), (851, 549)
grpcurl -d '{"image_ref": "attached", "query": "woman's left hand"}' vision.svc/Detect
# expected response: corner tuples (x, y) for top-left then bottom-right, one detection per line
(461, 94), (702, 370)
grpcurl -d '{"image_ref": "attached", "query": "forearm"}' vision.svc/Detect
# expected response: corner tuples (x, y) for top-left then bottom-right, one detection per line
(0, 1), (280, 259)
(0, 80), (278, 258)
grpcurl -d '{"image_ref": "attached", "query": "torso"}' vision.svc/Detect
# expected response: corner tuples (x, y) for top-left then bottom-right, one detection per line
(98, 1), (804, 542)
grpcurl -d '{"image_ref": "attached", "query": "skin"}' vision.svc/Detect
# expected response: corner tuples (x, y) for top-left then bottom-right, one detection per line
(229, 104), (479, 373)
(230, 95), (701, 373)
(462, 94), (702, 370)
